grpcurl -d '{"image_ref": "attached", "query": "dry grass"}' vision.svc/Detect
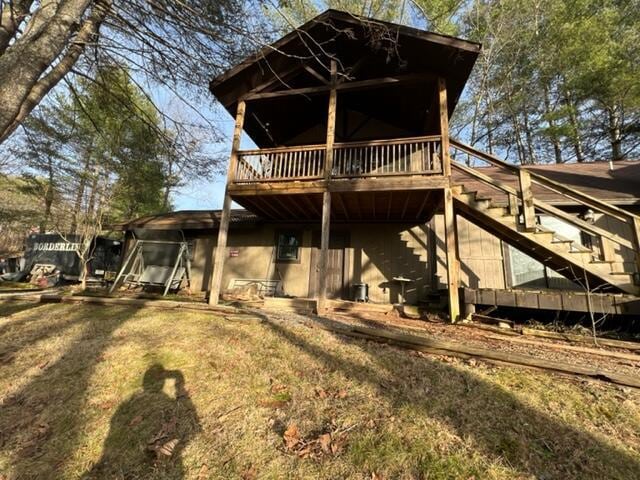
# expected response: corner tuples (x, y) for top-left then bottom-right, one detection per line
(0, 301), (639, 479)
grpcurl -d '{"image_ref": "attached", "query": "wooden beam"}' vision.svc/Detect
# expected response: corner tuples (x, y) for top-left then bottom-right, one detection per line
(443, 187), (460, 322)
(438, 77), (451, 178)
(245, 72), (436, 101)
(271, 194), (303, 220)
(229, 181), (327, 196)
(416, 191), (430, 219)
(318, 191), (332, 311)
(370, 192), (376, 218)
(632, 217), (640, 273)
(329, 323), (640, 389)
(209, 100), (246, 305)
(237, 196), (283, 220)
(303, 64), (329, 84)
(354, 194), (363, 220)
(324, 60), (338, 179)
(245, 62), (305, 96)
(387, 192), (393, 220)
(334, 192), (350, 221)
(519, 169), (536, 231)
(301, 194), (321, 217)
(318, 61), (337, 312)
(401, 191), (411, 218)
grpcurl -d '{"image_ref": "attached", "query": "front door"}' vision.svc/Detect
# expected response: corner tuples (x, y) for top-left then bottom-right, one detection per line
(309, 232), (347, 299)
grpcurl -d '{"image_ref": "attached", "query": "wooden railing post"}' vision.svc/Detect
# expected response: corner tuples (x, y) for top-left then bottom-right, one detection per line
(208, 99), (246, 305)
(518, 169), (536, 230)
(438, 77), (450, 177)
(443, 187), (460, 322)
(318, 60), (337, 312)
(632, 217), (640, 275)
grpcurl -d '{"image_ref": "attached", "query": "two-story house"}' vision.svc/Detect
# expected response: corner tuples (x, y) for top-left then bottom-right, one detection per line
(115, 10), (640, 320)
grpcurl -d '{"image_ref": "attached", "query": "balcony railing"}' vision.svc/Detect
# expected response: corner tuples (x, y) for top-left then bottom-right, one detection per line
(233, 135), (442, 183)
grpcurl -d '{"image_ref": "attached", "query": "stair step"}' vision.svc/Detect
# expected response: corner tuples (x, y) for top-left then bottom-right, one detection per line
(610, 271), (635, 276)
(568, 244), (593, 253)
(551, 239), (575, 245)
(487, 207), (509, 217)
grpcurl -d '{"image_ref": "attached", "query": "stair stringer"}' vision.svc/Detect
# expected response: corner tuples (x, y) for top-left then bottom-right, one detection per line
(453, 195), (640, 296)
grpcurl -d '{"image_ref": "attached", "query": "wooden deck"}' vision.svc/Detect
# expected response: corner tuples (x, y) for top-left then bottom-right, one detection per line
(228, 136), (447, 222)
(463, 287), (640, 316)
(231, 136), (444, 186)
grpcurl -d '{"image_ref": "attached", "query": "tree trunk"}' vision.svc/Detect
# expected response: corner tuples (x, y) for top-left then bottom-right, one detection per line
(40, 157), (56, 233)
(543, 84), (563, 164)
(608, 106), (624, 160)
(163, 186), (171, 211)
(522, 113), (537, 164)
(86, 170), (100, 216)
(70, 153), (92, 233)
(0, 0), (111, 143)
(40, 186), (54, 234)
(563, 89), (585, 162)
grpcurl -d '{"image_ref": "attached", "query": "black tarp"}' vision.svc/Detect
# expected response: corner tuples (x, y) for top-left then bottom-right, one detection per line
(23, 234), (122, 278)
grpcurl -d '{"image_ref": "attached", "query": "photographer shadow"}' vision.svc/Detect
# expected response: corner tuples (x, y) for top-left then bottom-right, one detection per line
(84, 363), (201, 479)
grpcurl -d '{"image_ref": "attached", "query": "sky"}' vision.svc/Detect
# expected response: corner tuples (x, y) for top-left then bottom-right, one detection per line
(166, 98), (259, 212)
(147, 82), (257, 212)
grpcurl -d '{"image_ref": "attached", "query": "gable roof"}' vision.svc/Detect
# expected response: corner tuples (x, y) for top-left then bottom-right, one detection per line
(210, 9), (481, 148)
(112, 209), (260, 231)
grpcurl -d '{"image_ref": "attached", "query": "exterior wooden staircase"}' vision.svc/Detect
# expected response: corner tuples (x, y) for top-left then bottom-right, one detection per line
(449, 139), (640, 296)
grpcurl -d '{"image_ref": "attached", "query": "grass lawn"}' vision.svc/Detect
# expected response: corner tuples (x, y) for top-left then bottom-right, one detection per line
(1, 302), (639, 479)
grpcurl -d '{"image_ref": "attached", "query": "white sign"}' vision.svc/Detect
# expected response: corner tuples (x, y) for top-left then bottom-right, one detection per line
(33, 242), (79, 252)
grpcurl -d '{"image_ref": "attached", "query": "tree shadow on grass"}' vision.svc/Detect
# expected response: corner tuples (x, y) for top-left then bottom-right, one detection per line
(0, 304), (142, 479)
(0, 300), (49, 322)
(0, 303), (95, 360)
(258, 313), (640, 479)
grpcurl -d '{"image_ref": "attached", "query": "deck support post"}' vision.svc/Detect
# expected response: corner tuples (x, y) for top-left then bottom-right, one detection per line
(438, 77), (451, 177)
(439, 78), (460, 322)
(317, 191), (332, 312)
(208, 100), (246, 305)
(444, 187), (460, 322)
(317, 61), (337, 313)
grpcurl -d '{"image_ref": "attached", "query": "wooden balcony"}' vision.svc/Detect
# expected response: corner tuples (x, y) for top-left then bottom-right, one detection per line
(229, 136), (448, 196)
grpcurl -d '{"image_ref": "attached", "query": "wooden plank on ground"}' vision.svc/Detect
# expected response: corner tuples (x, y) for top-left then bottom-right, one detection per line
(521, 327), (640, 351)
(483, 333), (640, 362)
(312, 322), (640, 388)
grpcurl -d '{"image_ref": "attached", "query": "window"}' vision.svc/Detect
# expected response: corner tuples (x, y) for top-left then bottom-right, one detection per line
(276, 231), (301, 262)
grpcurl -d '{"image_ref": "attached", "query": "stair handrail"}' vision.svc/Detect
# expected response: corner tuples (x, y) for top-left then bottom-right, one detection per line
(450, 138), (640, 272)
(451, 161), (635, 251)
(449, 138), (640, 224)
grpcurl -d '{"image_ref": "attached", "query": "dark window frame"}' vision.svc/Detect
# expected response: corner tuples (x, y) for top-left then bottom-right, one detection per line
(275, 230), (302, 263)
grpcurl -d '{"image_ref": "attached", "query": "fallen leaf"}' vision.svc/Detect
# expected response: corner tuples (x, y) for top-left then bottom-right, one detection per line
(37, 423), (49, 435)
(318, 433), (331, 453)
(258, 399), (288, 409)
(197, 464), (209, 479)
(336, 389), (348, 399)
(315, 388), (328, 399)
(241, 465), (257, 480)
(270, 383), (288, 394)
(129, 415), (143, 427)
(297, 445), (312, 458)
(156, 438), (179, 458)
(283, 423), (300, 450)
